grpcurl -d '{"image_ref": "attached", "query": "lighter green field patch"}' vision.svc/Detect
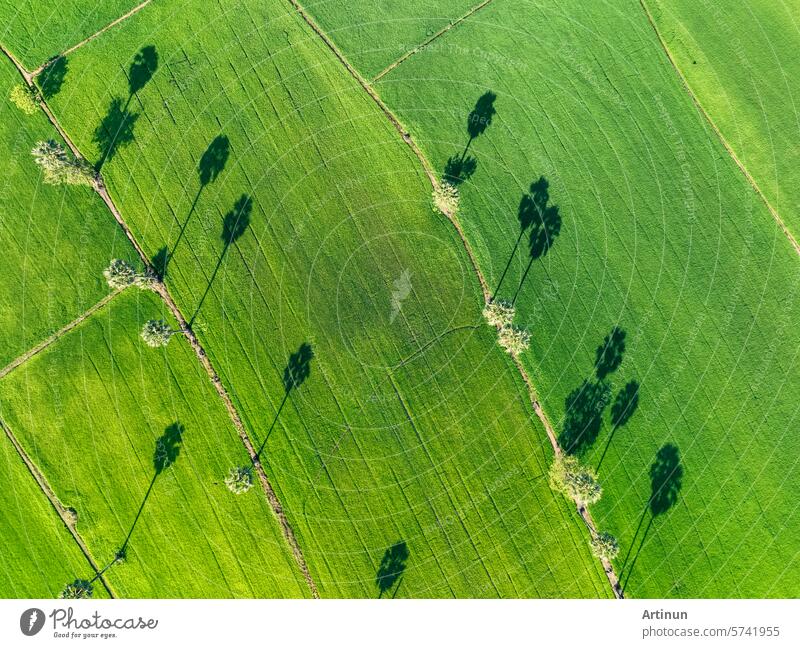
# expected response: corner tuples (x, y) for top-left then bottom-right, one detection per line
(0, 288), (309, 597)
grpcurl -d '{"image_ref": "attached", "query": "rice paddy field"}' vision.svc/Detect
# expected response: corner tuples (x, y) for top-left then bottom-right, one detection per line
(0, 57), (132, 367)
(0, 289), (308, 597)
(647, 0), (800, 239)
(0, 0), (143, 69)
(0, 0), (798, 601)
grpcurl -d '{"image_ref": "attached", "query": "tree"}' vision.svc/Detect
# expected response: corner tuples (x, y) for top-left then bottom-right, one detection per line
(497, 325), (530, 356)
(224, 466), (253, 494)
(590, 531), (619, 561)
(103, 259), (137, 289)
(10, 84), (39, 115)
(59, 579), (93, 599)
(549, 454), (602, 506)
(103, 259), (156, 290)
(483, 299), (515, 328)
(31, 140), (95, 187)
(140, 319), (175, 347)
(432, 180), (459, 216)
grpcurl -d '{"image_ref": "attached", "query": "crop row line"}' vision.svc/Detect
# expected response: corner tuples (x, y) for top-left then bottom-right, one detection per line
(1, 48), (319, 599)
(372, 0), (495, 82)
(286, 0), (623, 598)
(640, 0), (800, 259)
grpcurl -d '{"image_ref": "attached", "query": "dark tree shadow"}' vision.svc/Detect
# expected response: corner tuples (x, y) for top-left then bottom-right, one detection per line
(189, 194), (252, 326)
(494, 176), (550, 297)
(166, 135), (230, 277)
(595, 326), (626, 380)
(376, 540), (409, 598)
(92, 423), (184, 582)
(465, 91), (497, 151)
(38, 56), (67, 99)
(128, 45), (158, 98)
(93, 98), (139, 170)
(621, 444), (683, 593)
(255, 343), (314, 461)
(558, 379), (611, 455)
(92, 47), (157, 172)
(511, 201), (561, 304)
(441, 91), (497, 185)
(596, 380), (640, 471)
(443, 153), (477, 185)
(151, 246), (168, 280)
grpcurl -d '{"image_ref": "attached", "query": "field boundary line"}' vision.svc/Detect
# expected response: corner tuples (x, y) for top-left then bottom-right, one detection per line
(30, 0), (153, 76)
(287, 0), (622, 599)
(372, 0), (495, 82)
(0, 418), (116, 597)
(640, 0), (800, 258)
(1, 49), (319, 600)
(0, 289), (123, 380)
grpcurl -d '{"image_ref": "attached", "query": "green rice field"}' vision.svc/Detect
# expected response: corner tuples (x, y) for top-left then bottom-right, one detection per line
(1, 0), (798, 601)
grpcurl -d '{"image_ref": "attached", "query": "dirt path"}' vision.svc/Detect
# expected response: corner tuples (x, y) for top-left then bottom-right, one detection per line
(288, 0), (623, 598)
(640, 0), (800, 259)
(0, 418), (115, 597)
(372, 0), (495, 82)
(30, 1), (153, 76)
(2, 50), (319, 600)
(0, 290), (122, 380)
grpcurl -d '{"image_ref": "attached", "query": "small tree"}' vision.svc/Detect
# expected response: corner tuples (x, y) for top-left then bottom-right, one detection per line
(140, 319), (175, 347)
(103, 259), (156, 290)
(549, 454), (602, 506)
(483, 299), (515, 328)
(432, 180), (459, 216)
(59, 579), (93, 599)
(103, 259), (137, 289)
(590, 531), (619, 561)
(224, 466), (253, 494)
(497, 325), (530, 356)
(10, 84), (39, 115)
(31, 140), (95, 187)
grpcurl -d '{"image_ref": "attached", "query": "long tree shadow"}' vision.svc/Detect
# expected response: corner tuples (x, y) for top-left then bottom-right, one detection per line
(494, 176), (549, 297)
(558, 379), (611, 455)
(93, 98), (139, 170)
(90, 423), (184, 583)
(93, 46), (158, 171)
(596, 380), (640, 471)
(621, 444), (683, 593)
(442, 91), (497, 185)
(376, 540), (409, 598)
(464, 91), (497, 157)
(37, 56), (68, 99)
(127, 45), (158, 100)
(511, 197), (562, 305)
(165, 135), (231, 277)
(188, 194), (252, 326)
(596, 326), (626, 379)
(558, 327), (629, 457)
(254, 342), (314, 461)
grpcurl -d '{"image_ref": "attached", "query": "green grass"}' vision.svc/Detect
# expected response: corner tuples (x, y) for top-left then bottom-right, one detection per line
(373, 0), (800, 596)
(40, 0), (609, 597)
(304, 0), (479, 78)
(0, 0), (143, 69)
(0, 57), (133, 368)
(0, 431), (100, 598)
(0, 288), (309, 597)
(647, 0), (800, 240)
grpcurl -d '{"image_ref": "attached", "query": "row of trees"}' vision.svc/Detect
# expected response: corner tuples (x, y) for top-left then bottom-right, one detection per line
(442, 93), (620, 565)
